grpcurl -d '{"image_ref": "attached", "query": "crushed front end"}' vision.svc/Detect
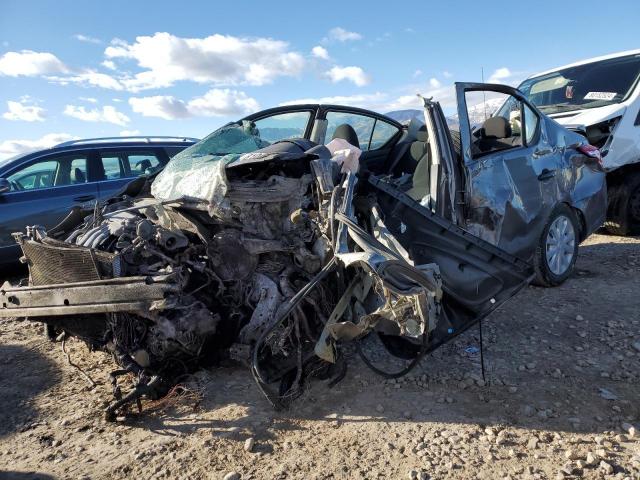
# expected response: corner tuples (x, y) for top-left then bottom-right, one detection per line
(0, 138), (530, 419)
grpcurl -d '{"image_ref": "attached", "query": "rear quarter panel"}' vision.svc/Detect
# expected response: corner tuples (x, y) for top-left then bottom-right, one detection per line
(555, 126), (608, 236)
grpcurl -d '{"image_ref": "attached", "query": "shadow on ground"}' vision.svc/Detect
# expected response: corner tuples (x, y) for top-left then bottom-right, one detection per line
(104, 239), (640, 442)
(0, 472), (56, 480)
(0, 343), (61, 439)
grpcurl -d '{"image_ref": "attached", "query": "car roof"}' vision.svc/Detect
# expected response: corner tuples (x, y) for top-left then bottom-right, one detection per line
(528, 49), (640, 79)
(0, 136), (198, 170)
(242, 103), (404, 128)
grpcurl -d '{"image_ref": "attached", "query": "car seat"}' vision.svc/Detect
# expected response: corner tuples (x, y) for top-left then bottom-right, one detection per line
(331, 124), (360, 149)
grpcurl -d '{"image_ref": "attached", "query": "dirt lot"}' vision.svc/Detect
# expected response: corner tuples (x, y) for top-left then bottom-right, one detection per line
(0, 232), (639, 480)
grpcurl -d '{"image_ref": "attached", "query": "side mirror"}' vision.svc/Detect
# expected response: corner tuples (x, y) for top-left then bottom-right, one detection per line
(0, 178), (10, 194)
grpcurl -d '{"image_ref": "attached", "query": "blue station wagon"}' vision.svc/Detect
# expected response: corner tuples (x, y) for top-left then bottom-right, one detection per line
(0, 136), (197, 266)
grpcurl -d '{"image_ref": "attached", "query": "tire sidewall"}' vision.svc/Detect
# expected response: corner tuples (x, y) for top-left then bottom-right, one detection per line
(536, 205), (580, 286)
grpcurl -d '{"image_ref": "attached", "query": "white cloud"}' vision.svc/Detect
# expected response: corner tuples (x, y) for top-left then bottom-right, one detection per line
(311, 46), (330, 60)
(129, 88), (259, 120)
(187, 89), (259, 117)
(101, 60), (117, 70)
(327, 66), (370, 87)
(0, 133), (78, 158)
(488, 67), (512, 84)
(413, 69), (423, 78)
(443, 71), (453, 78)
(47, 70), (124, 90)
(74, 34), (102, 44)
(0, 50), (68, 76)
(2, 100), (46, 122)
(129, 96), (189, 120)
(78, 96), (98, 103)
(120, 130), (141, 136)
(104, 32), (305, 91)
(326, 27), (362, 42)
(382, 94), (422, 111)
(429, 77), (441, 88)
(63, 105), (130, 126)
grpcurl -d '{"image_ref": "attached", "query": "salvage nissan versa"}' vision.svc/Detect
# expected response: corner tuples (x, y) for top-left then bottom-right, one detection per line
(0, 83), (606, 418)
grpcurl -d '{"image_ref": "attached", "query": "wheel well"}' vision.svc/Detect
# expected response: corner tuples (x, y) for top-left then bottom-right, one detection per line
(606, 162), (640, 187)
(565, 202), (587, 242)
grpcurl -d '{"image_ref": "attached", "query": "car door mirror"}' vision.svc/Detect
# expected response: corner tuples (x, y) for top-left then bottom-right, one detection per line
(0, 178), (10, 194)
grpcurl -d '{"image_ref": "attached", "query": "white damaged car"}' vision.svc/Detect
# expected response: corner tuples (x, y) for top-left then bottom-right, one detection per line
(518, 49), (640, 235)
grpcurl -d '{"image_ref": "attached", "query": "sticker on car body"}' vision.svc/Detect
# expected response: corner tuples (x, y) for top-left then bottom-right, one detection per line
(584, 91), (617, 101)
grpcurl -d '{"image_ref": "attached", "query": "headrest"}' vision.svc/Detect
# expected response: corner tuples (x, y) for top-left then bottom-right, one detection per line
(415, 124), (429, 142)
(331, 124), (360, 149)
(73, 167), (85, 182)
(482, 116), (511, 139)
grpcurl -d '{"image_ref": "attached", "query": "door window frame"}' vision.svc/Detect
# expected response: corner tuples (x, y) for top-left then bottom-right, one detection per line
(319, 107), (402, 150)
(243, 107), (317, 142)
(456, 83), (543, 164)
(2, 150), (100, 194)
(97, 148), (166, 182)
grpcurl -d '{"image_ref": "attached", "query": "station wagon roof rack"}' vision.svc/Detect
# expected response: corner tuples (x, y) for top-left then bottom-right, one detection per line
(55, 136), (199, 147)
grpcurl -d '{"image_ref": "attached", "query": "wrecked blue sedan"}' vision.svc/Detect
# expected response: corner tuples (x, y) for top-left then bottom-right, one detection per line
(0, 83), (605, 418)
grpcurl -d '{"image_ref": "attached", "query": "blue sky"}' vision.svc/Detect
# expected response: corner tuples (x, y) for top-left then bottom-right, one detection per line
(0, 0), (638, 158)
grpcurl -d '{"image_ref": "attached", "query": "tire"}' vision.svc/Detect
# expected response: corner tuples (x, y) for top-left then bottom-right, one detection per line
(604, 171), (640, 236)
(533, 204), (580, 287)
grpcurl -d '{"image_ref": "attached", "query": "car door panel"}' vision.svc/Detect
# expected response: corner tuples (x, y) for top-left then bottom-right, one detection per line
(455, 83), (563, 260)
(369, 175), (532, 352)
(0, 181), (98, 251)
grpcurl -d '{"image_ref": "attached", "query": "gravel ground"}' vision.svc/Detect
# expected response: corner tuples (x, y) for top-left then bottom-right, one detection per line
(0, 232), (639, 480)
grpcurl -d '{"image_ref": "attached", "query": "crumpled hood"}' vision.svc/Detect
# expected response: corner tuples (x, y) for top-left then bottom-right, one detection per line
(548, 103), (627, 129)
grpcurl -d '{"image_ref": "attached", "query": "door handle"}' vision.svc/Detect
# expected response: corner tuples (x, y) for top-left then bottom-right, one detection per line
(73, 195), (96, 202)
(533, 148), (552, 158)
(537, 169), (556, 181)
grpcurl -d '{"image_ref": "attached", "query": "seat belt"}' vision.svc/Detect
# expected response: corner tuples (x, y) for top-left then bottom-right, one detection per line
(387, 141), (412, 175)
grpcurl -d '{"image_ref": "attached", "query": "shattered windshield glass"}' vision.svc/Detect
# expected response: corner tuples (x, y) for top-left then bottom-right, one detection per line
(518, 54), (640, 114)
(151, 121), (270, 203)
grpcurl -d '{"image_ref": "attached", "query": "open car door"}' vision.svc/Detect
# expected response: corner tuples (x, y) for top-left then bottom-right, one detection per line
(364, 94), (533, 357)
(454, 82), (563, 258)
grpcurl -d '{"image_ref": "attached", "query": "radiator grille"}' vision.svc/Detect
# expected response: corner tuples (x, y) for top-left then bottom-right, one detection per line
(21, 238), (118, 285)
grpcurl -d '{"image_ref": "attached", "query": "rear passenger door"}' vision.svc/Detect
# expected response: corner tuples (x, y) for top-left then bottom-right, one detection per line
(455, 83), (561, 259)
(0, 151), (99, 252)
(96, 148), (166, 200)
(322, 109), (401, 172)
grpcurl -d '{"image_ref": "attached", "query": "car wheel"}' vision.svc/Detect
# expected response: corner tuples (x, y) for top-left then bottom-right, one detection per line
(604, 172), (640, 236)
(533, 204), (579, 287)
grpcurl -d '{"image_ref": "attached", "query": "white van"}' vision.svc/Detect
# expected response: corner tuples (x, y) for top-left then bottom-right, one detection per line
(518, 50), (640, 235)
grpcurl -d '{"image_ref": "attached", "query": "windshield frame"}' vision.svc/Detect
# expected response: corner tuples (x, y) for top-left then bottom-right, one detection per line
(518, 53), (640, 114)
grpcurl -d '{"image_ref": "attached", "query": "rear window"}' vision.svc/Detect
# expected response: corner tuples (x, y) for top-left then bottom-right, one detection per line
(519, 54), (640, 114)
(99, 150), (162, 179)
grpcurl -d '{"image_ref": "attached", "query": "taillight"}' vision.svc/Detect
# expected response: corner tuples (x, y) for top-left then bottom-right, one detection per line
(577, 144), (603, 166)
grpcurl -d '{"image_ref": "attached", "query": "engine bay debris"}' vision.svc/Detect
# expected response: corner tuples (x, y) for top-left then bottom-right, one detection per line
(0, 137), (531, 420)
